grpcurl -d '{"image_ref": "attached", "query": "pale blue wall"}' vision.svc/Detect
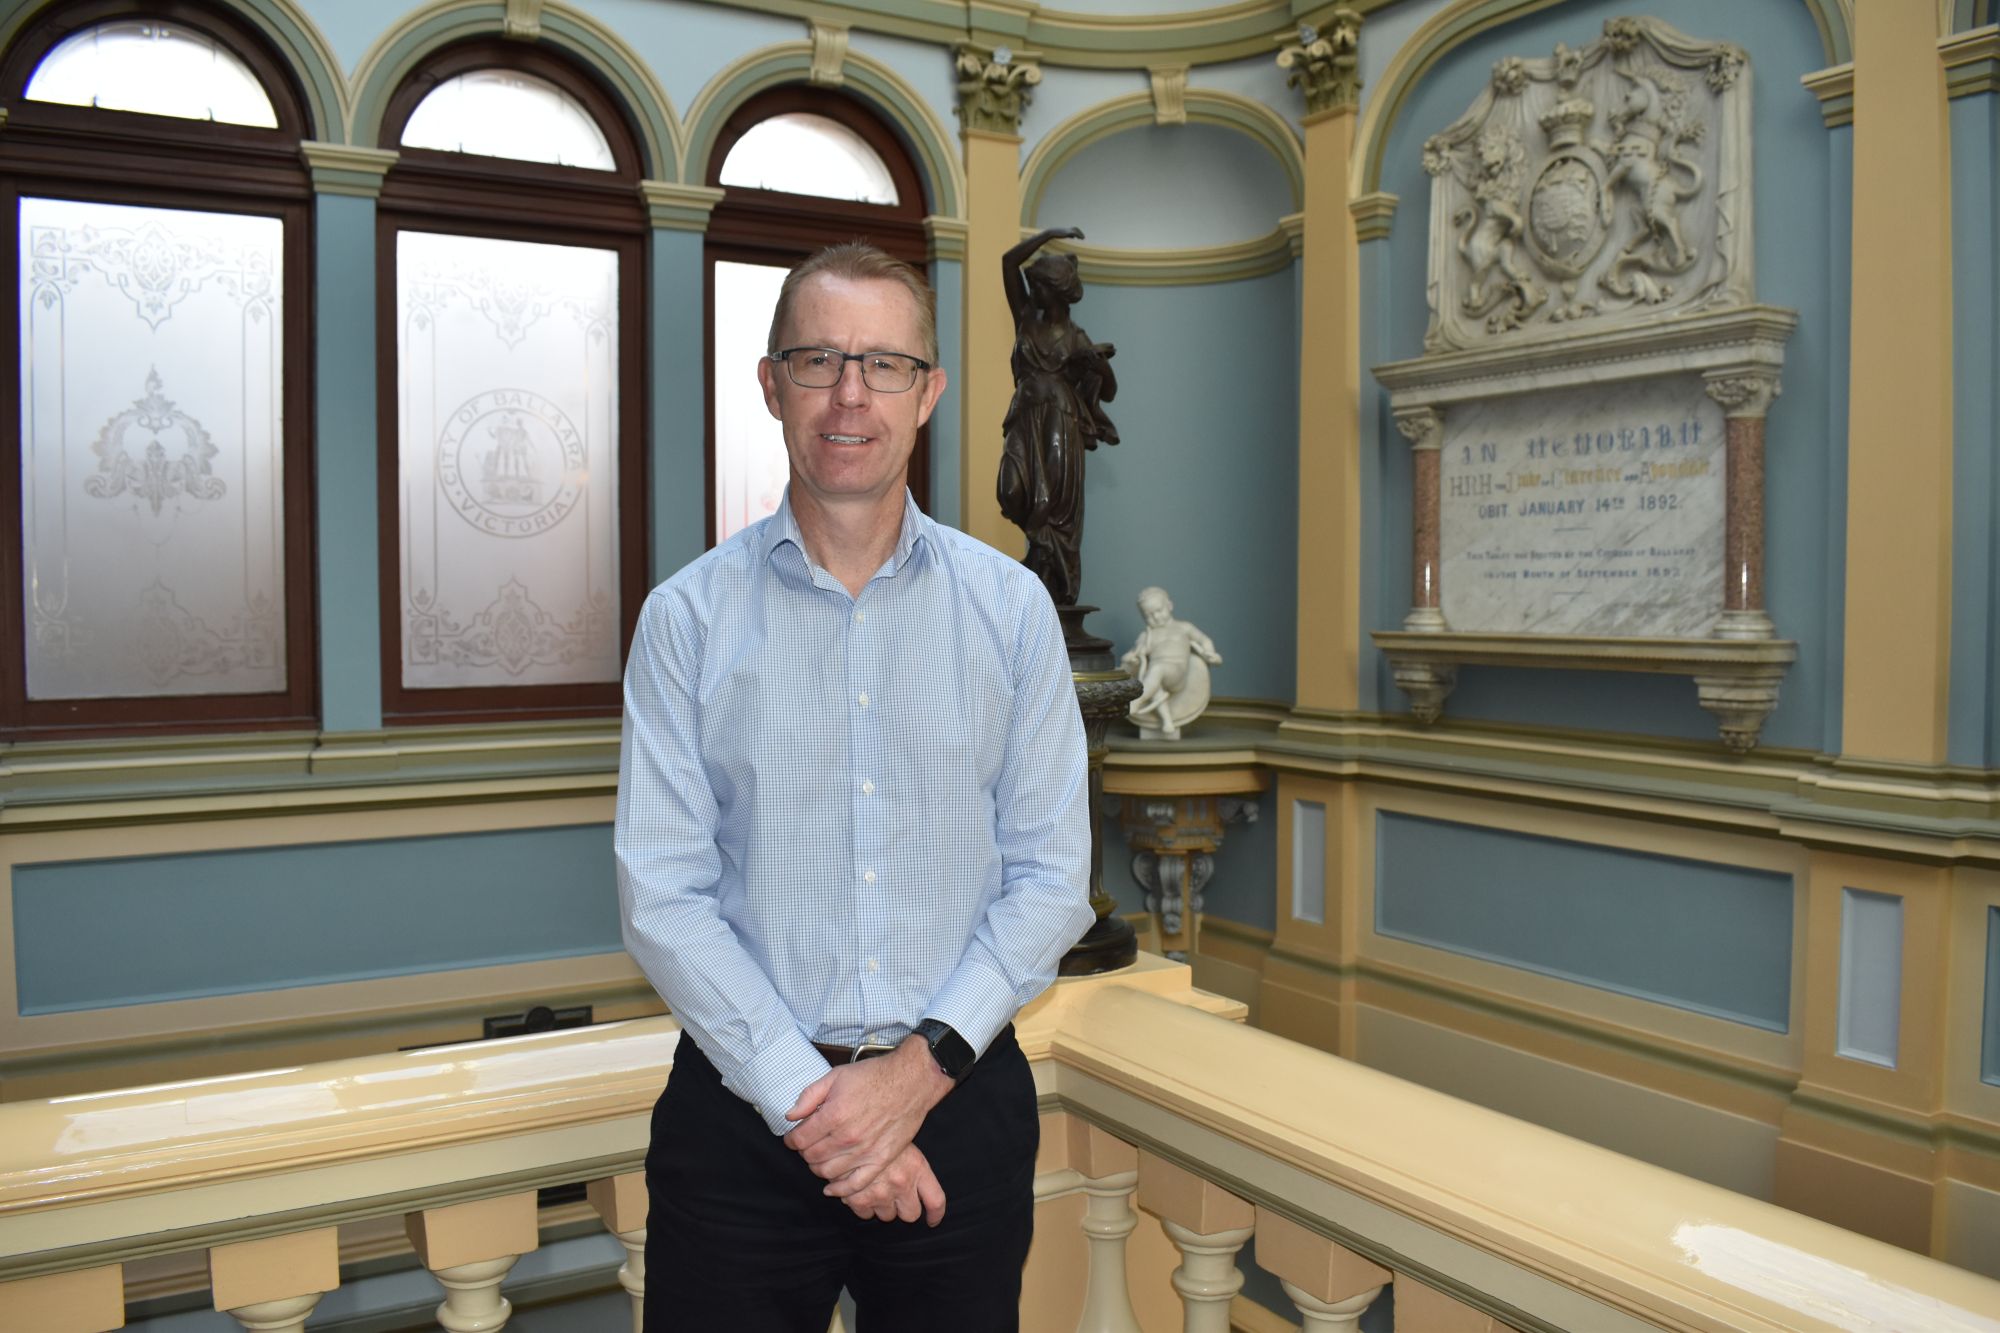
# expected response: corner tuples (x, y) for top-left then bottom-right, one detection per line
(1363, 1), (1844, 751)
(314, 194), (384, 732)
(1949, 91), (2000, 767)
(1075, 269), (1301, 705)
(929, 256), (965, 526)
(13, 826), (620, 1013)
(651, 228), (709, 583)
(1022, 69), (1149, 161)
(1035, 122), (1295, 247)
(1986, 907), (2000, 1086)
(1375, 812), (1795, 1031)
(589, 0), (797, 127)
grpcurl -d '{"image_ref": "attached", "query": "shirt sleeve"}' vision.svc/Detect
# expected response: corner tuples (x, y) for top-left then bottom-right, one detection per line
(925, 586), (1096, 1056)
(615, 592), (831, 1134)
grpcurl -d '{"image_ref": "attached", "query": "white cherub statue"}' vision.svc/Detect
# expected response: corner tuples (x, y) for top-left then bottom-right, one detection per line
(1121, 586), (1223, 741)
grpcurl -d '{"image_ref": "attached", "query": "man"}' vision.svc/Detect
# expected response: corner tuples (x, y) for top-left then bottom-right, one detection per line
(615, 242), (1094, 1331)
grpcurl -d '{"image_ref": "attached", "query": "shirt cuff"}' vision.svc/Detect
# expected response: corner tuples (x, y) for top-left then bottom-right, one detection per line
(717, 1028), (833, 1135)
(924, 955), (1021, 1061)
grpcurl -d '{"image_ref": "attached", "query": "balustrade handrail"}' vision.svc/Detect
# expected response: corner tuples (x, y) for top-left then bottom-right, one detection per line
(2, 968), (1998, 1333)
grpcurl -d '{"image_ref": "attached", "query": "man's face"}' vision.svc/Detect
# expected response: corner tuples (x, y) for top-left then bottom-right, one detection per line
(757, 274), (947, 511)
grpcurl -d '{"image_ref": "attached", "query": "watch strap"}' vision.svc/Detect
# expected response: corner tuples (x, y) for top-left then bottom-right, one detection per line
(913, 1017), (976, 1082)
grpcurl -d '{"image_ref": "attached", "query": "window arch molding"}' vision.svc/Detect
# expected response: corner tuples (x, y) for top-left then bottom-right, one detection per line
(371, 38), (649, 724)
(701, 84), (934, 547)
(0, 0), (318, 738)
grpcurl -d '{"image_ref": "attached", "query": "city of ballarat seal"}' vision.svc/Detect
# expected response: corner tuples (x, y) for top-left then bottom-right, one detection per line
(437, 390), (587, 538)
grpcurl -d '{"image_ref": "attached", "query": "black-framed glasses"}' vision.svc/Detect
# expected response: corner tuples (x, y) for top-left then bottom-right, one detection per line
(770, 346), (931, 393)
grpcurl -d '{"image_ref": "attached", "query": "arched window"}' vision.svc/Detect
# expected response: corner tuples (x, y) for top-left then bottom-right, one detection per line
(376, 40), (647, 723)
(705, 87), (931, 545)
(0, 1), (316, 738)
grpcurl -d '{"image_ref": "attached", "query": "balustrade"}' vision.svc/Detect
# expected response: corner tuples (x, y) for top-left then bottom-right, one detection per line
(2, 956), (1997, 1333)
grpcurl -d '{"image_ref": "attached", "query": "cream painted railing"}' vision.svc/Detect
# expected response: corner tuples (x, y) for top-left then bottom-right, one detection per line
(4, 957), (2000, 1333)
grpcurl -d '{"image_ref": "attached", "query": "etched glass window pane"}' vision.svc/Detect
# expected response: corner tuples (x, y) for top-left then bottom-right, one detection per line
(25, 21), (279, 127)
(398, 231), (620, 689)
(713, 260), (789, 544)
(720, 114), (898, 204)
(19, 197), (286, 699)
(400, 70), (615, 170)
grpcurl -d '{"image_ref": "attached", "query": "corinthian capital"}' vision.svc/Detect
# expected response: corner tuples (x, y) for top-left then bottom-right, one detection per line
(1276, 9), (1362, 115)
(1703, 372), (1782, 419)
(1394, 406), (1443, 450)
(954, 44), (1042, 135)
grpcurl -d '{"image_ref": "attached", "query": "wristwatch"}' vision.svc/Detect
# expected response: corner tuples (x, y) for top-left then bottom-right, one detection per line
(912, 1018), (976, 1083)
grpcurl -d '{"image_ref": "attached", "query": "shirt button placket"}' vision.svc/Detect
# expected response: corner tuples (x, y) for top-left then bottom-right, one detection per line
(852, 595), (881, 1011)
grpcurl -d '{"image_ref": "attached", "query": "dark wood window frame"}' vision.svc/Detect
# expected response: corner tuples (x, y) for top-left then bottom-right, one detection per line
(0, 0), (318, 740)
(704, 85), (935, 549)
(374, 38), (649, 726)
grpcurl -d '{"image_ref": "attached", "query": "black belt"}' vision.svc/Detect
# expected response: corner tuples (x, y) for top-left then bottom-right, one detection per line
(813, 1039), (899, 1066)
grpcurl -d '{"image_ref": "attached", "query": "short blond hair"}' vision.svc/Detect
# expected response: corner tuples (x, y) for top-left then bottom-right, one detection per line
(767, 242), (938, 364)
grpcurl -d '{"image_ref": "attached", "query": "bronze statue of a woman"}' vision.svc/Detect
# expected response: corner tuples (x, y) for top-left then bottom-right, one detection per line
(997, 226), (1119, 608)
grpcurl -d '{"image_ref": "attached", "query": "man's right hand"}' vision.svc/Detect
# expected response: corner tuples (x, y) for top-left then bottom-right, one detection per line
(839, 1143), (947, 1226)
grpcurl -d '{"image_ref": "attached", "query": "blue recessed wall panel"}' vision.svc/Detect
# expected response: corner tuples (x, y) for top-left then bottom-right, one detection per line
(1375, 811), (1793, 1031)
(13, 825), (622, 1014)
(1076, 269), (1299, 705)
(1365, 2), (1841, 751)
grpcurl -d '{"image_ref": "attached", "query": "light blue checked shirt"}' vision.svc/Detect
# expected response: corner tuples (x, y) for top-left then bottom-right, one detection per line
(616, 489), (1094, 1134)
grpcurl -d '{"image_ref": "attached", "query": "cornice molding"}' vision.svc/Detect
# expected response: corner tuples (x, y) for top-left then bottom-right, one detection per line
(1801, 62), (1854, 128)
(1348, 189), (1398, 242)
(638, 180), (726, 231)
(299, 142), (399, 197)
(925, 214), (970, 262)
(1940, 24), (2000, 97)
(1020, 226), (1297, 285)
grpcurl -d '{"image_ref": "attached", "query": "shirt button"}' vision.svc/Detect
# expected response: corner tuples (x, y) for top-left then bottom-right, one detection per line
(867, 959), (879, 973)
(857, 692), (870, 708)
(863, 870), (877, 884)
(861, 780), (875, 796)
(854, 610), (865, 623)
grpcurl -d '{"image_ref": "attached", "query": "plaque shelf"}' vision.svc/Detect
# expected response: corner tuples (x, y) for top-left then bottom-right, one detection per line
(1370, 631), (1797, 754)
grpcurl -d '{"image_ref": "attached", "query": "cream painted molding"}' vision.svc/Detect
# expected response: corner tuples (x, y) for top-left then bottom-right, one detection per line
(503, 0), (541, 41)
(639, 180), (726, 231)
(1017, 226), (1296, 285)
(925, 214), (971, 262)
(1277, 210), (1305, 257)
(1941, 24), (2000, 96)
(810, 20), (850, 86)
(1149, 65), (1189, 124)
(1800, 63), (1855, 127)
(1348, 189), (1397, 242)
(299, 142), (399, 197)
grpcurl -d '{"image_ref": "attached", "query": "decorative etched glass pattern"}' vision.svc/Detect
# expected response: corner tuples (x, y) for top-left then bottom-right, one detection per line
(713, 260), (790, 544)
(397, 231), (621, 689)
(18, 197), (286, 698)
(720, 114), (899, 204)
(401, 70), (615, 170)
(25, 21), (278, 127)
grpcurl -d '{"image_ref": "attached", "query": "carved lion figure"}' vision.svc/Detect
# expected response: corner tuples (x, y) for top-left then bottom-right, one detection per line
(1453, 128), (1548, 331)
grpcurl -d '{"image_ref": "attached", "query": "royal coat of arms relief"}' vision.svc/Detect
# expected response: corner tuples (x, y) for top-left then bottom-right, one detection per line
(1421, 17), (1752, 352)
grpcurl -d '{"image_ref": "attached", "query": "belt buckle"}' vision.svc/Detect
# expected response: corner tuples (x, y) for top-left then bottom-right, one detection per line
(852, 1040), (898, 1062)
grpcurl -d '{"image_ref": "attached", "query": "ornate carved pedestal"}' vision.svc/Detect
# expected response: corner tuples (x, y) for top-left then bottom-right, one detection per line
(1060, 605), (1142, 976)
(1115, 792), (1261, 961)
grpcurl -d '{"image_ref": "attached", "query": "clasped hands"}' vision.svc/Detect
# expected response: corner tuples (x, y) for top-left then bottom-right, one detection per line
(784, 1037), (954, 1227)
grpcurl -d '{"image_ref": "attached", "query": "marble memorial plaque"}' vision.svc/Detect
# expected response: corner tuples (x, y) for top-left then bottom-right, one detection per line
(1439, 376), (1724, 636)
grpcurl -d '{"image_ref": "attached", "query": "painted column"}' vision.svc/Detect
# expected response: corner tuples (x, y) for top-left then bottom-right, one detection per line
(301, 143), (397, 734)
(1841, 5), (1954, 763)
(1394, 405), (1444, 631)
(639, 182), (725, 582)
(1281, 11), (1365, 714)
(406, 1193), (540, 1332)
(1702, 371), (1781, 639)
(955, 45), (1038, 553)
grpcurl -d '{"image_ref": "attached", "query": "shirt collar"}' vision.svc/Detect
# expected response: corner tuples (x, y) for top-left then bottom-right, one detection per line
(763, 486), (930, 579)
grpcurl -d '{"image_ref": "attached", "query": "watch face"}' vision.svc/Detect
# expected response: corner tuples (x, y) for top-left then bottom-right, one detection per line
(920, 1019), (975, 1080)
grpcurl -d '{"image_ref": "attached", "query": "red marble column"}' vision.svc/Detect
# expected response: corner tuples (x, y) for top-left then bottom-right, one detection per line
(1704, 374), (1780, 640)
(1396, 408), (1446, 631)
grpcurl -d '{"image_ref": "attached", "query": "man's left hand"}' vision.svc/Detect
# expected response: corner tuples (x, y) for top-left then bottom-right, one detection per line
(783, 1037), (953, 1196)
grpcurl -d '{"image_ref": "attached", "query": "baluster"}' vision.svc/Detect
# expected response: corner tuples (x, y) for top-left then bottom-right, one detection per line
(208, 1228), (338, 1332)
(587, 1173), (647, 1333)
(0, 1264), (124, 1332)
(407, 1192), (540, 1332)
(1135, 1151), (1254, 1333)
(1254, 1208), (1387, 1333)
(1069, 1120), (1143, 1333)
(1393, 1276), (1520, 1331)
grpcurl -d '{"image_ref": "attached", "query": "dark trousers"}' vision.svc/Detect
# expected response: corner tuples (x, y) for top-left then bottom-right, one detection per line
(643, 1026), (1038, 1332)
